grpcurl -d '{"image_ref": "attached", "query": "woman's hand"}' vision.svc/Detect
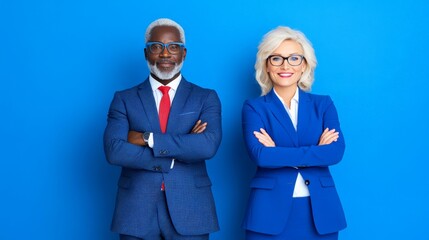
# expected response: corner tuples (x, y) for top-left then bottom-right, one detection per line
(254, 128), (276, 147)
(318, 128), (339, 145)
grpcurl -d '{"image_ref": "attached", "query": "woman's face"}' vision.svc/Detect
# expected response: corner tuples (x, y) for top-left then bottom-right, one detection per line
(267, 40), (306, 91)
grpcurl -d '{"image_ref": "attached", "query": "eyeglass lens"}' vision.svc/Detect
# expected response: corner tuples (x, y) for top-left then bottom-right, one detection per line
(148, 42), (183, 54)
(269, 55), (304, 66)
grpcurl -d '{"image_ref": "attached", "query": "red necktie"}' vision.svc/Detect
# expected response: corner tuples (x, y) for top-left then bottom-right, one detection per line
(158, 86), (171, 133)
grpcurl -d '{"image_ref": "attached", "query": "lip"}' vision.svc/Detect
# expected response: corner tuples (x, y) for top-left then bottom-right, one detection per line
(157, 62), (175, 69)
(278, 72), (293, 78)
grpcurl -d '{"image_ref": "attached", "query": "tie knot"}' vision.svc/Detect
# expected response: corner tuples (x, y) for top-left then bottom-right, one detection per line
(158, 86), (171, 95)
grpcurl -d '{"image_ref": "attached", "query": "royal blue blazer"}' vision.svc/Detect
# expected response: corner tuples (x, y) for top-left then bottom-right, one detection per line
(103, 78), (222, 237)
(241, 88), (347, 235)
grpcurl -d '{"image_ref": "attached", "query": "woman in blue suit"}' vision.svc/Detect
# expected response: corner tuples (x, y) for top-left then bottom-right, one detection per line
(242, 26), (347, 240)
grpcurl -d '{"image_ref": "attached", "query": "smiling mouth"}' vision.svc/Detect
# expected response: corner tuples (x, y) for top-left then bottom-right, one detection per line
(279, 73), (293, 77)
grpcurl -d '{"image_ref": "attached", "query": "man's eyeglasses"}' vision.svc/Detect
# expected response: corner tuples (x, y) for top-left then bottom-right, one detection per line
(146, 42), (185, 55)
(267, 54), (305, 66)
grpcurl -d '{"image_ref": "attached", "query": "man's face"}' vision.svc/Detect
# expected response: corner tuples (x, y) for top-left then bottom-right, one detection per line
(145, 26), (187, 81)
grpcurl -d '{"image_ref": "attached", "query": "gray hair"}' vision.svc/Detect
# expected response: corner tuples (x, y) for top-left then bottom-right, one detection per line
(145, 18), (186, 44)
(255, 26), (317, 95)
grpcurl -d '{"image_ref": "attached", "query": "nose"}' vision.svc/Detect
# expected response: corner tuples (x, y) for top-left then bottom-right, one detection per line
(159, 46), (170, 57)
(279, 60), (290, 69)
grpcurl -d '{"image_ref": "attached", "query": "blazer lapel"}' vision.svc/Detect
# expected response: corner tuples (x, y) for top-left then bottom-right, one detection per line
(266, 89), (299, 146)
(167, 78), (192, 133)
(297, 89), (312, 140)
(137, 79), (162, 133)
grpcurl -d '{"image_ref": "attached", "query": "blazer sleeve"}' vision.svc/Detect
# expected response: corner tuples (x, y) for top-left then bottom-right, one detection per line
(242, 97), (345, 168)
(152, 90), (222, 163)
(103, 92), (172, 171)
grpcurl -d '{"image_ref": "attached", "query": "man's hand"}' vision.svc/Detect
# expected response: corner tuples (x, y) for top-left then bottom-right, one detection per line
(318, 128), (339, 146)
(127, 120), (207, 146)
(191, 120), (207, 134)
(127, 119), (206, 146)
(128, 130), (146, 146)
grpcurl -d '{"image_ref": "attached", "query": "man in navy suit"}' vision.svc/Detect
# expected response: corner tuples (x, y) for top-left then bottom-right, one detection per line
(103, 18), (222, 240)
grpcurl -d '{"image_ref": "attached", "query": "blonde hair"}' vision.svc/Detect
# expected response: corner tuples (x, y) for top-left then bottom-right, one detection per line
(255, 26), (317, 95)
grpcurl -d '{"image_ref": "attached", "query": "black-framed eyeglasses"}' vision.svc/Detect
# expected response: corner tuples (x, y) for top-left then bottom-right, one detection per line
(267, 54), (305, 66)
(146, 41), (185, 55)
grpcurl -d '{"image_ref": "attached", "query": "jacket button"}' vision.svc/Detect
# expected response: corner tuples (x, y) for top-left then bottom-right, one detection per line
(305, 180), (310, 185)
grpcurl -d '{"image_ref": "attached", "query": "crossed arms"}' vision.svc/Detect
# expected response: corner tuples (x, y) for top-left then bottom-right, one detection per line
(242, 99), (345, 169)
(103, 90), (222, 171)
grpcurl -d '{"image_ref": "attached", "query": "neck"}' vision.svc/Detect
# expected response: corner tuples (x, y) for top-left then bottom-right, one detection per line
(274, 85), (297, 108)
(151, 72), (180, 85)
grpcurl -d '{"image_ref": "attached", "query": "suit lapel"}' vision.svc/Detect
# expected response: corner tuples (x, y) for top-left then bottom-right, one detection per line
(167, 78), (192, 133)
(266, 89), (299, 146)
(137, 79), (162, 132)
(297, 89), (311, 140)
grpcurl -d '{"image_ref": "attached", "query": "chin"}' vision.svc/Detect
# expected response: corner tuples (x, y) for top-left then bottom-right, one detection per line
(147, 62), (183, 80)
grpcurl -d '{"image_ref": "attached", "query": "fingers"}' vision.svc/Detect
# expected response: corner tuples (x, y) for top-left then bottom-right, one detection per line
(254, 127), (339, 147)
(322, 133), (339, 144)
(193, 123), (207, 133)
(260, 128), (269, 135)
(191, 120), (207, 134)
(318, 128), (339, 145)
(191, 120), (201, 132)
(253, 128), (275, 147)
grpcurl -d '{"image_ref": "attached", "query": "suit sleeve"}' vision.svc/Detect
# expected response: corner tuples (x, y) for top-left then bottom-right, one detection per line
(242, 97), (345, 168)
(152, 91), (222, 163)
(103, 92), (172, 171)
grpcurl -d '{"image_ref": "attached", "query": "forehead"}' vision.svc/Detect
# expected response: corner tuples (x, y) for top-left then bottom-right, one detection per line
(148, 26), (181, 42)
(273, 39), (304, 55)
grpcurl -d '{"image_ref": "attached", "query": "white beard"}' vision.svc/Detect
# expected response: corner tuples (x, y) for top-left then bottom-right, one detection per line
(147, 61), (184, 80)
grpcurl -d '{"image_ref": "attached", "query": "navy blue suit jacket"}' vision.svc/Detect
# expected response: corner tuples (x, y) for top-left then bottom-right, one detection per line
(103, 78), (221, 237)
(241, 88), (346, 235)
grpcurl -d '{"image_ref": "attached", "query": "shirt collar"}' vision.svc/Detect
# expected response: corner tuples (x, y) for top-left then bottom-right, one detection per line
(292, 87), (299, 104)
(149, 74), (182, 92)
(274, 87), (300, 105)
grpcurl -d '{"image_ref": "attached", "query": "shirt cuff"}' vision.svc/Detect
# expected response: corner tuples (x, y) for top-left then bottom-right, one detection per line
(148, 133), (154, 148)
(148, 133), (173, 169)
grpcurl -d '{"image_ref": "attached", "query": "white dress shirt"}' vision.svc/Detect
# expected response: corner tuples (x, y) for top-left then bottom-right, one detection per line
(147, 74), (182, 169)
(274, 88), (310, 198)
(149, 75), (181, 114)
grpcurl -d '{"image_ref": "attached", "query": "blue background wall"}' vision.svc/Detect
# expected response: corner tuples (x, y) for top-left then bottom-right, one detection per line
(1, 0), (429, 239)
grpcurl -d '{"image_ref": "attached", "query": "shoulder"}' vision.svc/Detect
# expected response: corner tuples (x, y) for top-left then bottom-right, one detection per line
(304, 91), (331, 101)
(242, 95), (268, 115)
(111, 81), (151, 102)
(301, 91), (334, 109)
(243, 95), (267, 107)
(115, 82), (144, 95)
(182, 79), (219, 102)
(185, 80), (217, 95)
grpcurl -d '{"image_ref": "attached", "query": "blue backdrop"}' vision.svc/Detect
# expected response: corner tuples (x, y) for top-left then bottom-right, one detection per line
(1, 0), (429, 239)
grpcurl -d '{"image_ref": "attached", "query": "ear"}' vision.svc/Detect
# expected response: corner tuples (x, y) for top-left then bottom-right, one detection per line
(301, 60), (307, 73)
(182, 47), (187, 60)
(144, 48), (148, 60)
